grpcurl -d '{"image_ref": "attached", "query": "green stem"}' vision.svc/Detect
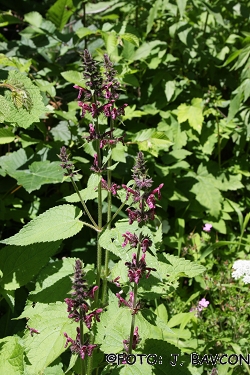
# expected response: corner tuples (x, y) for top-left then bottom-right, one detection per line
(203, 11), (209, 36)
(128, 232), (142, 354)
(101, 198), (127, 231)
(79, 311), (86, 375)
(128, 282), (139, 354)
(102, 119), (114, 304)
(216, 116), (221, 169)
(70, 177), (99, 229)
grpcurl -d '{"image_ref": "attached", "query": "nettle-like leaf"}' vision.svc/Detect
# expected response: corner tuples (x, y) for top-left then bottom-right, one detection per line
(158, 254), (206, 280)
(0, 149), (64, 192)
(0, 205), (84, 246)
(0, 336), (24, 375)
(96, 291), (152, 353)
(177, 98), (204, 133)
(29, 257), (80, 303)
(0, 70), (47, 128)
(0, 241), (61, 290)
(20, 302), (77, 375)
(12, 161), (64, 193)
(0, 96), (11, 123)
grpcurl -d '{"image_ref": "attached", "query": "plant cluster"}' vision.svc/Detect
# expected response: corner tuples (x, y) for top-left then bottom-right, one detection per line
(0, 1), (250, 375)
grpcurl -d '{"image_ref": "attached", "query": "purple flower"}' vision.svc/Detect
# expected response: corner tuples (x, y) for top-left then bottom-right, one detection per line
(125, 252), (156, 284)
(64, 328), (97, 360)
(122, 232), (139, 248)
(203, 223), (212, 232)
(198, 298), (210, 309)
(190, 298), (210, 315)
(123, 327), (140, 352)
(101, 178), (120, 195)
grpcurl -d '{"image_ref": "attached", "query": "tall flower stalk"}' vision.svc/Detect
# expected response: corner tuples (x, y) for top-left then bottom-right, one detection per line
(116, 152), (163, 355)
(61, 50), (127, 374)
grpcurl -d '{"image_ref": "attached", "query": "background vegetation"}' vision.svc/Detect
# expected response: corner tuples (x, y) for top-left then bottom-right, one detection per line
(0, 0), (250, 374)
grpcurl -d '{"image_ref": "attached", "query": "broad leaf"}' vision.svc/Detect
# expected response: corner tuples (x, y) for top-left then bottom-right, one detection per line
(10, 161), (64, 193)
(21, 302), (77, 375)
(177, 98), (204, 133)
(0, 241), (61, 290)
(0, 336), (24, 375)
(46, 0), (75, 31)
(0, 127), (15, 144)
(1, 205), (84, 246)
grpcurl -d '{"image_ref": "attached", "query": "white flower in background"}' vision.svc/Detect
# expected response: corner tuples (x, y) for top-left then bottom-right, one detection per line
(232, 260), (250, 284)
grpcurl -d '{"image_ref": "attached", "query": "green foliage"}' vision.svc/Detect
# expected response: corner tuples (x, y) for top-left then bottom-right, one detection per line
(1, 0), (250, 374)
(1, 205), (84, 245)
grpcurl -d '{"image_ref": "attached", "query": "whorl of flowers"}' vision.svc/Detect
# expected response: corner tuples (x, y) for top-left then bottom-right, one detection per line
(64, 259), (102, 359)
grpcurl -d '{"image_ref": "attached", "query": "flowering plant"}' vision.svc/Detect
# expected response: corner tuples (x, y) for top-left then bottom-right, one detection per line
(0, 50), (206, 375)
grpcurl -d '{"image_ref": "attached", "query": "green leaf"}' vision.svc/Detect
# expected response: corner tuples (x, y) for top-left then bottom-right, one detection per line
(9, 161), (64, 193)
(0, 205), (84, 246)
(1, 70), (47, 128)
(133, 129), (172, 157)
(176, 0), (187, 18)
(191, 176), (222, 218)
(0, 127), (15, 144)
(63, 174), (100, 202)
(120, 33), (139, 47)
(0, 336), (24, 375)
(0, 241), (61, 290)
(177, 98), (204, 133)
(46, 0), (75, 31)
(29, 257), (78, 303)
(61, 70), (84, 86)
(132, 41), (166, 61)
(76, 27), (97, 39)
(0, 13), (22, 27)
(146, 0), (161, 35)
(0, 96), (11, 122)
(24, 11), (43, 27)
(165, 80), (176, 102)
(227, 92), (242, 121)
(158, 253), (206, 279)
(22, 302), (77, 375)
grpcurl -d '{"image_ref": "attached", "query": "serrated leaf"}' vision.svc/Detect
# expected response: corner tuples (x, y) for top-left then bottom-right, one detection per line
(0, 127), (15, 143)
(0, 336), (24, 375)
(46, 0), (75, 31)
(9, 161), (64, 193)
(29, 258), (77, 303)
(159, 253), (206, 279)
(63, 174), (101, 202)
(0, 96), (11, 122)
(22, 302), (77, 375)
(1, 70), (47, 128)
(103, 31), (118, 56)
(177, 98), (204, 133)
(96, 292), (151, 353)
(0, 205), (84, 246)
(0, 241), (61, 290)
(120, 33), (139, 47)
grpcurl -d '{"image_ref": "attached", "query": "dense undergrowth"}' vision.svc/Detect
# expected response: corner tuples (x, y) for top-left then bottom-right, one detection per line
(0, 1), (250, 374)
